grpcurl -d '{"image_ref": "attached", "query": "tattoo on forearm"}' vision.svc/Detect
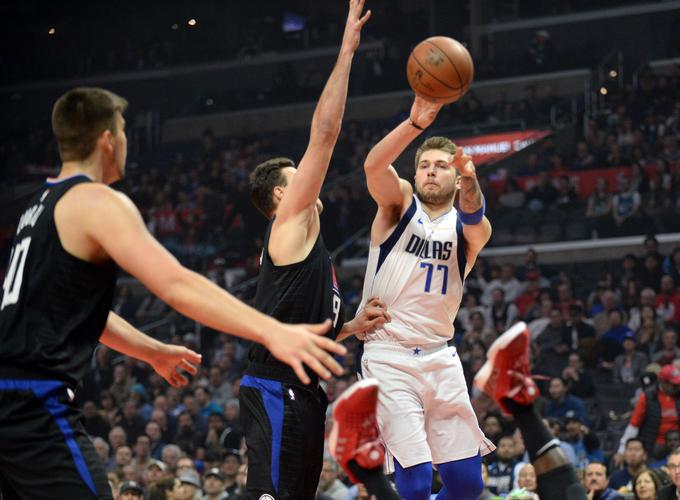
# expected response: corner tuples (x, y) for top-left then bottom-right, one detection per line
(459, 177), (483, 212)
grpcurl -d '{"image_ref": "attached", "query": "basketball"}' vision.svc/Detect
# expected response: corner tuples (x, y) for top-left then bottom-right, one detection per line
(406, 36), (474, 104)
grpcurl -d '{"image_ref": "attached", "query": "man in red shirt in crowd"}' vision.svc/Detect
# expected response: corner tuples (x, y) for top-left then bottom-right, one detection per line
(614, 364), (680, 467)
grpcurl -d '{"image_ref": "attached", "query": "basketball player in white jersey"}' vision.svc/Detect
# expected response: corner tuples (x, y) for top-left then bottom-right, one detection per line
(357, 96), (493, 500)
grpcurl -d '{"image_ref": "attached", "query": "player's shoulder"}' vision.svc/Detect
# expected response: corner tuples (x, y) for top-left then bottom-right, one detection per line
(59, 182), (135, 214)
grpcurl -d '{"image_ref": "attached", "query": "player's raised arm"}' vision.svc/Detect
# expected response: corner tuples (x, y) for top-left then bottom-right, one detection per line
(59, 184), (346, 384)
(450, 147), (492, 274)
(363, 96), (442, 210)
(275, 0), (370, 224)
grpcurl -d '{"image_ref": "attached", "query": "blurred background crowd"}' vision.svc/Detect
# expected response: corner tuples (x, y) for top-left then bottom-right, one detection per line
(2, 0), (680, 498)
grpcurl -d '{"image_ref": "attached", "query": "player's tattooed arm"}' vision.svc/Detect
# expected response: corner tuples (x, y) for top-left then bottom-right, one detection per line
(451, 147), (483, 213)
(336, 297), (391, 342)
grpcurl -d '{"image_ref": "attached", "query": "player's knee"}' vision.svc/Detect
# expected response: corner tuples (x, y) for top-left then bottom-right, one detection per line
(394, 460), (432, 500)
(438, 454), (484, 500)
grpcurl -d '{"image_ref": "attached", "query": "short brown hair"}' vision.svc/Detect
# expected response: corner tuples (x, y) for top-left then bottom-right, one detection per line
(249, 157), (295, 218)
(414, 136), (457, 169)
(52, 87), (128, 162)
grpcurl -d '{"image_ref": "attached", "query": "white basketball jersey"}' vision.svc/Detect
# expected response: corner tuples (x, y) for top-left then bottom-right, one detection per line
(360, 196), (466, 347)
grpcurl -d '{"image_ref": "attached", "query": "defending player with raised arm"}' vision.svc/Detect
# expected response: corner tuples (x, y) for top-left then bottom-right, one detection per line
(241, 2), (390, 499)
(357, 95), (494, 500)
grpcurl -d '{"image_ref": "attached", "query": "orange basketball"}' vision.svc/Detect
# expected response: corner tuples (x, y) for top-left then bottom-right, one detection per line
(406, 36), (474, 104)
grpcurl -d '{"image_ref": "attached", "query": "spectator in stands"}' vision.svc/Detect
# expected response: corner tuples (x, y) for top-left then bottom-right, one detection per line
(110, 426), (129, 452)
(117, 480), (145, 500)
(479, 463), (494, 500)
(177, 469), (202, 499)
(667, 248), (680, 286)
(653, 330), (680, 366)
(94, 437), (111, 468)
(527, 29), (553, 71)
(110, 364), (134, 407)
(202, 467), (229, 500)
(600, 309), (635, 365)
(586, 178), (613, 238)
(516, 271), (541, 319)
(220, 449), (241, 497)
(543, 377), (588, 424)
(593, 290), (621, 335)
(526, 171), (557, 212)
(610, 438), (649, 491)
(174, 411), (205, 456)
(564, 411), (604, 469)
(555, 175), (577, 207)
(650, 430), (680, 469)
(132, 434), (153, 479)
(632, 469), (663, 500)
(656, 447), (680, 500)
(543, 417), (578, 466)
(482, 413), (504, 445)
(481, 264), (523, 306)
(161, 444), (182, 475)
(656, 275), (680, 324)
(563, 303), (597, 362)
(148, 476), (182, 500)
(146, 421), (167, 460)
(612, 175), (642, 234)
(516, 463), (538, 496)
(573, 141), (596, 171)
(488, 287), (520, 334)
(535, 308), (570, 377)
(120, 399), (147, 445)
(641, 255), (665, 293)
(206, 367), (232, 407)
(562, 352), (596, 399)
(527, 298), (554, 340)
(613, 332), (650, 385)
(616, 364), (680, 464)
(112, 445), (133, 475)
(317, 459), (349, 500)
(584, 462), (624, 500)
(498, 179), (526, 210)
(487, 435), (519, 496)
(84, 400), (112, 440)
(144, 460), (167, 488)
(195, 387), (223, 419)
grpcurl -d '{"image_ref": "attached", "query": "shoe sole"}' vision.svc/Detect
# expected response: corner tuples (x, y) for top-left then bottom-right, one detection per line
(473, 321), (527, 392)
(329, 378), (380, 459)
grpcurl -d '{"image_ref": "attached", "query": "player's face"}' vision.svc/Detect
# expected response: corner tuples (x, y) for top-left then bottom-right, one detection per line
(414, 149), (457, 206)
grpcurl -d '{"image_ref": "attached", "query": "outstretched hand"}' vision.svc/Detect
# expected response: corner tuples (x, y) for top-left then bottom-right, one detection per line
(151, 344), (202, 388)
(341, 0), (371, 53)
(267, 319), (347, 385)
(409, 95), (443, 130)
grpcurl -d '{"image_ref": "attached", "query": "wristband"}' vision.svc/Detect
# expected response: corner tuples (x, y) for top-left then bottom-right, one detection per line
(455, 195), (486, 225)
(409, 118), (425, 131)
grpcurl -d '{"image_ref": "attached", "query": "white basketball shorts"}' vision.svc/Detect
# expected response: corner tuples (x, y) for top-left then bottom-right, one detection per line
(361, 341), (495, 471)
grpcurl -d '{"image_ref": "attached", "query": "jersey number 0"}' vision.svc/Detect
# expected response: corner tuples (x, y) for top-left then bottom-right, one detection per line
(1, 237), (31, 310)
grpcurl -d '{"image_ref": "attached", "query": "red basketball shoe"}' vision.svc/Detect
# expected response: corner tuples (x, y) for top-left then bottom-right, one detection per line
(329, 378), (385, 484)
(473, 322), (539, 414)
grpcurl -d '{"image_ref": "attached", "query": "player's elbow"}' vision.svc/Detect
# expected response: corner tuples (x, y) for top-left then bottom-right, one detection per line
(311, 122), (341, 145)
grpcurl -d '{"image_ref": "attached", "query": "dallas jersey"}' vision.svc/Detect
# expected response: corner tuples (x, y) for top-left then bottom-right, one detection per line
(360, 195), (466, 347)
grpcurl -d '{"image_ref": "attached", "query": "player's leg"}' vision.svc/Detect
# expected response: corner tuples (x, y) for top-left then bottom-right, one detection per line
(240, 375), (325, 500)
(0, 380), (112, 500)
(361, 350), (433, 500)
(473, 323), (587, 500)
(393, 459), (432, 500)
(426, 347), (491, 500)
(434, 453), (483, 500)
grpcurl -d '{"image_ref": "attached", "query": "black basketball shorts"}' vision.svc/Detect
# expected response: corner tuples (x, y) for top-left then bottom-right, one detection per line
(0, 379), (112, 500)
(239, 375), (328, 500)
